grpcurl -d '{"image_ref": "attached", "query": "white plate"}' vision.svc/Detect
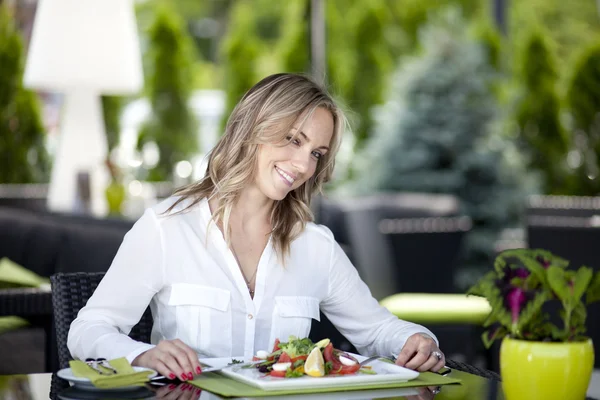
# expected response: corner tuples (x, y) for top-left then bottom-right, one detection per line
(200, 353), (419, 392)
(56, 366), (157, 392)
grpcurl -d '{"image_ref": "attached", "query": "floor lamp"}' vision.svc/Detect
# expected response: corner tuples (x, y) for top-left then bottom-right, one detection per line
(23, 0), (143, 217)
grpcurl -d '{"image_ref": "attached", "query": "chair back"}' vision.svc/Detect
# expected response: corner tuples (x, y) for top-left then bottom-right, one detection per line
(50, 272), (153, 369)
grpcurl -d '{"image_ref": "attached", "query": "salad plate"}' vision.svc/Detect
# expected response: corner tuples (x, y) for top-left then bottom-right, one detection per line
(200, 354), (419, 391)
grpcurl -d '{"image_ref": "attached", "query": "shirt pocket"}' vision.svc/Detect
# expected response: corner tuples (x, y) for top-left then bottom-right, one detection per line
(269, 296), (320, 346)
(168, 284), (232, 357)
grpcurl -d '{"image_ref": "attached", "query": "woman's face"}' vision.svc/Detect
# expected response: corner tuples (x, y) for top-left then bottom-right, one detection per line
(254, 107), (334, 201)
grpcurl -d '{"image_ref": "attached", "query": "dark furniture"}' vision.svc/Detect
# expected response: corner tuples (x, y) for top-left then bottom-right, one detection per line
(0, 205), (134, 373)
(51, 272), (153, 369)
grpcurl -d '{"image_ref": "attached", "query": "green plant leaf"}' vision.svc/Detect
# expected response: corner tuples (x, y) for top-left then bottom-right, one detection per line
(481, 325), (508, 349)
(586, 271), (600, 304)
(516, 290), (549, 333)
(572, 266), (593, 302)
(547, 265), (570, 302)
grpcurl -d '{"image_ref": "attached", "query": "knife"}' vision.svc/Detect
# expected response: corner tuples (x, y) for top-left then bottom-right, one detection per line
(149, 360), (267, 381)
(201, 359), (265, 373)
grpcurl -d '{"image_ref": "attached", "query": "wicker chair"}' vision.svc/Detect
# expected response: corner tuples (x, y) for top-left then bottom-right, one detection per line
(50, 272), (501, 381)
(50, 272), (153, 369)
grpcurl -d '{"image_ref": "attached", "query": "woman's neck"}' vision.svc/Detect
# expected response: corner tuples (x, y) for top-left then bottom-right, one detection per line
(209, 187), (273, 233)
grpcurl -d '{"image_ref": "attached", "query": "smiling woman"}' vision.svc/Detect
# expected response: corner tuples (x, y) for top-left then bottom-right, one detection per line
(67, 73), (445, 386)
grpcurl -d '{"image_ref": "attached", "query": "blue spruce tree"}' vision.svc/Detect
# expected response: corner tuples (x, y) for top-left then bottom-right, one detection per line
(351, 12), (529, 287)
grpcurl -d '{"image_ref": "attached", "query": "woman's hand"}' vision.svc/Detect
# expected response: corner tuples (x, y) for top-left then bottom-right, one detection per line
(132, 339), (202, 381)
(395, 333), (445, 372)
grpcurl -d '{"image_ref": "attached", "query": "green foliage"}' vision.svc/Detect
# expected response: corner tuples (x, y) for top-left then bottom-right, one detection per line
(513, 31), (571, 194)
(344, 0), (395, 149)
(509, 0), (600, 84)
(0, 5), (50, 183)
(348, 11), (529, 282)
(565, 42), (600, 194)
(278, 0), (310, 74)
(102, 96), (122, 152)
(138, 4), (199, 181)
(220, 0), (262, 118)
(468, 249), (600, 346)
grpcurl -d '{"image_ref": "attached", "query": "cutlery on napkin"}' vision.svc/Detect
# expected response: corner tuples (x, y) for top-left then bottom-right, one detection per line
(69, 357), (154, 389)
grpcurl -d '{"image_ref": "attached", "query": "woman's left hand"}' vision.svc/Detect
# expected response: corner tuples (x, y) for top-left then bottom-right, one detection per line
(395, 333), (445, 372)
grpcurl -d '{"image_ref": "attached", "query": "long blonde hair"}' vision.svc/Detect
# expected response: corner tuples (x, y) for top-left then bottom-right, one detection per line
(167, 73), (346, 260)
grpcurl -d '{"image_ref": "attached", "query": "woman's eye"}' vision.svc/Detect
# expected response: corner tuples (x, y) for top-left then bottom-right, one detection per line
(286, 136), (301, 146)
(312, 151), (323, 160)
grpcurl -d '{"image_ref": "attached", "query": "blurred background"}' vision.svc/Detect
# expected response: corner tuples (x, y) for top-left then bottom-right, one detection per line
(2, 0), (600, 376)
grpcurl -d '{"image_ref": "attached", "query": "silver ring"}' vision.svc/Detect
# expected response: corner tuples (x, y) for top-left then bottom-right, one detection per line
(430, 386), (441, 394)
(431, 350), (443, 360)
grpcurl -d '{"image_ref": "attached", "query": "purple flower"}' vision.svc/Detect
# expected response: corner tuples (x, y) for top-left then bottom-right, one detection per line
(506, 287), (527, 324)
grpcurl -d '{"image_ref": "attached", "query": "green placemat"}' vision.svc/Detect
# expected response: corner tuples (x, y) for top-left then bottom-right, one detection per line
(189, 371), (461, 398)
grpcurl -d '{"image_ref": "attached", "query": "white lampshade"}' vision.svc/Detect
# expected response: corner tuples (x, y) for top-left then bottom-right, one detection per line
(24, 0), (143, 94)
(23, 0), (144, 217)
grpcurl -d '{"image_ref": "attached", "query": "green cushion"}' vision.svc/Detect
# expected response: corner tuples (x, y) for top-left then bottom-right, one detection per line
(0, 258), (49, 335)
(0, 257), (50, 289)
(380, 293), (491, 325)
(0, 316), (30, 336)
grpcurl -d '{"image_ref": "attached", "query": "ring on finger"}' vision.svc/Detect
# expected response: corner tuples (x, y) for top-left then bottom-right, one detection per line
(431, 350), (443, 361)
(430, 386), (442, 394)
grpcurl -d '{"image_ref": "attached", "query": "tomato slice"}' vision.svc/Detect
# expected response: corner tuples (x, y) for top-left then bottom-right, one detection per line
(272, 338), (281, 353)
(323, 343), (360, 375)
(269, 370), (286, 378)
(278, 352), (292, 363)
(291, 355), (307, 363)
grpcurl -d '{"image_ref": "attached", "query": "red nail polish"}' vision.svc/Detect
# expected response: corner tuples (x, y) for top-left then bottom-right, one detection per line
(187, 372), (193, 380)
(168, 384), (177, 390)
(196, 366), (202, 374)
(181, 373), (188, 380)
(196, 388), (202, 395)
(169, 373), (176, 379)
(180, 384), (188, 390)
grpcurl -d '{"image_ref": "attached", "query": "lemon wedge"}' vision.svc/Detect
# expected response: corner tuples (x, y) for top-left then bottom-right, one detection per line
(315, 338), (330, 349)
(304, 347), (325, 377)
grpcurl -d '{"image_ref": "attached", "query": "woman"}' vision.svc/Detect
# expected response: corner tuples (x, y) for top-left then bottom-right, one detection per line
(68, 73), (445, 382)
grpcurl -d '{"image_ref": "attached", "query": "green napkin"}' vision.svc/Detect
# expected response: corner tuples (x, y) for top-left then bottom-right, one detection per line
(69, 357), (154, 389)
(189, 371), (461, 397)
(0, 257), (50, 289)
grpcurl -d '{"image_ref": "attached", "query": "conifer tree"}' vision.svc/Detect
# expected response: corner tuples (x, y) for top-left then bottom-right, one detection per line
(0, 5), (50, 183)
(515, 31), (570, 194)
(138, 4), (198, 181)
(351, 12), (528, 286)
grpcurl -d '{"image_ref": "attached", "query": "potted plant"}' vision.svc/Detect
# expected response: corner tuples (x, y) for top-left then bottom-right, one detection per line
(468, 248), (600, 400)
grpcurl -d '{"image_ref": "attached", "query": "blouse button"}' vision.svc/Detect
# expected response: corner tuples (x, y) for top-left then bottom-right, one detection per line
(247, 314), (254, 320)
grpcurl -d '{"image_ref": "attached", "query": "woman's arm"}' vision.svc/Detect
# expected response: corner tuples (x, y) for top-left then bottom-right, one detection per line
(320, 236), (440, 364)
(67, 208), (165, 363)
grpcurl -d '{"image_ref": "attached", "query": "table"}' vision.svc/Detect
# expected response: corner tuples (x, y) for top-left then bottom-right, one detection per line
(0, 287), (56, 371)
(0, 370), (597, 400)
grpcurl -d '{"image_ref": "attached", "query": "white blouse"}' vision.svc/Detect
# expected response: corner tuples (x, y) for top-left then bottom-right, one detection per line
(68, 197), (437, 363)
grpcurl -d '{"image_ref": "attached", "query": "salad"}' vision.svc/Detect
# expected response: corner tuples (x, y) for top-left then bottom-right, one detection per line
(247, 336), (376, 378)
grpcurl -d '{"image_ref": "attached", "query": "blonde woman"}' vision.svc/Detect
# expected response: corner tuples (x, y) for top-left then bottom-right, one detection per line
(68, 73), (445, 382)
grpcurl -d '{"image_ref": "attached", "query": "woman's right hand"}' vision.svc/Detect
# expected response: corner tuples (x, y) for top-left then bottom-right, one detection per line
(132, 339), (202, 381)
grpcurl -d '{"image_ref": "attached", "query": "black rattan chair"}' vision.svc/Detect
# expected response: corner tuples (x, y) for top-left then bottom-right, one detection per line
(50, 272), (153, 369)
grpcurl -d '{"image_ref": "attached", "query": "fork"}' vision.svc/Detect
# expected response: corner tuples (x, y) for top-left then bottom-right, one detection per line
(359, 355), (452, 376)
(358, 355), (396, 367)
(85, 359), (108, 375)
